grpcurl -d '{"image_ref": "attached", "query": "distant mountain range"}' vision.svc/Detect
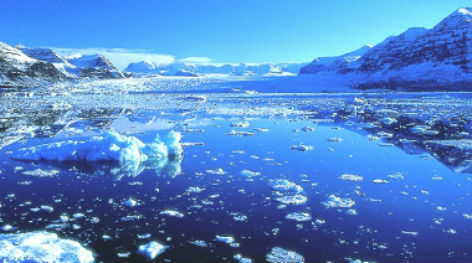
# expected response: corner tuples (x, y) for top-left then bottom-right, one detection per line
(124, 61), (308, 77)
(2, 7), (472, 90)
(300, 7), (472, 90)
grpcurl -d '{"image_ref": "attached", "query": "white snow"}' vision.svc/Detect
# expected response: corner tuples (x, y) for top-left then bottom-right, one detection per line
(0, 231), (93, 263)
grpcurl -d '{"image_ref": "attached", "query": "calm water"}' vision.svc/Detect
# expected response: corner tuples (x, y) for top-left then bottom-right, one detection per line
(0, 91), (472, 262)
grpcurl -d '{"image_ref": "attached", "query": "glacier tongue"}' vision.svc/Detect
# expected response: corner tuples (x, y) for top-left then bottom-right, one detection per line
(0, 231), (94, 263)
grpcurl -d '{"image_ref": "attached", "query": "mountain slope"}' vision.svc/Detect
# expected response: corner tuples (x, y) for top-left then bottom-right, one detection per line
(0, 42), (66, 84)
(300, 7), (472, 90)
(67, 54), (124, 79)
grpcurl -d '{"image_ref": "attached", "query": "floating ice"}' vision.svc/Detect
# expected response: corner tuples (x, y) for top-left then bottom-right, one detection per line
(240, 169), (261, 177)
(401, 230), (418, 237)
(160, 210), (184, 218)
(338, 174), (363, 182)
(290, 144), (313, 152)
(12, 130), (182, 179)
(346, 209), (357, 215)
(231, 121), (250, 128)
(206, 168), (227, 175)
(0, 231), (93, 263)
(322, 195), (355, 208)
(122, 198), (138, 207)
(285, 212), (312, 222)
(137, 241), (168, 260)
(372, 179), (389, 184)
(215, 235), (235, 244)
(234, 254), (253, 263)
(276, 195), (308, 205)
(188, 240), (208, 247)
(22, 168), (59, 177)
(269, 179), (303, 194)
(13, 130), (182, 163)
(266, 247), (304, 263)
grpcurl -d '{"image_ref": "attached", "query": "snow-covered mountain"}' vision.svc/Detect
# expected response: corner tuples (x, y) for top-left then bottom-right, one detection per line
(124, 61), (308, 76)
(0, 42), (66, 84)
(0, 43), (124, 85)
(67, 54), (124, 79)
(300, 7), (472, 90)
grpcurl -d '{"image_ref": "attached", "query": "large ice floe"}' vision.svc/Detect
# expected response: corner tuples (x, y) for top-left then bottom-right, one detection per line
(11, 130), (182, 179)
(0, 231), (94, 263)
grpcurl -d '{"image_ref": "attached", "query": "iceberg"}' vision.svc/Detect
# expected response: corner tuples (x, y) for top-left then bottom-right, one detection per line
(137, 241), (168, 260)
(0, 231), (93, 263)
(12, 130), (183, 179)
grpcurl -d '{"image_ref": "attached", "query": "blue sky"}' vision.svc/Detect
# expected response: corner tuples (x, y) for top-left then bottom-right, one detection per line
(2, 0), (471, 68)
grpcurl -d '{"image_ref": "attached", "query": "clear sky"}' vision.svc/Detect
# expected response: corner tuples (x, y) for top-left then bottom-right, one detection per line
(2, 0), (471, 67)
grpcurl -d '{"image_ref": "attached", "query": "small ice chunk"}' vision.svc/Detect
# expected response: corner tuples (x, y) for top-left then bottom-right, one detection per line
(328, 137), (343, 142)
(40, 205), (54, 212)
(322, 194), (355, 208)
(215, 235), (235, 244)
(269, 179), (303, 194)
(401, 230), (418, 237)
(290, 144), (313, 152)
(122, 198), (138, 207)
(231, 121), (250, 128)
(240, 169), (261, 177)
(276, 195), (307, 205)
(1, 224), (15, 232)
(160, 210), (184, 218)
(206, 168), (227, 175)
(266, 247), (304, 263)
(234, 254), (253, 263)
(285, 212), (312, 222)
(22, 168), (59, 177)
(189, 240), (208, 247)
(338, 174), (363, 182)
(346, 209), (357, 215)
(373, 179), (389, 184)
(186, 186), (205, 193)
(137, 241), (168, 260)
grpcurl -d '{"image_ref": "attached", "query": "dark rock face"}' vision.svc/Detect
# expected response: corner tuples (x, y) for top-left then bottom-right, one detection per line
(26, 61), (65, 79)
(299, 8), (472, 89)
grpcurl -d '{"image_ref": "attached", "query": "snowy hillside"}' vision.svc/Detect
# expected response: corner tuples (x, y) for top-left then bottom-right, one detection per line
(300, 7), (472, 90)
(0, 42), (66, 84)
